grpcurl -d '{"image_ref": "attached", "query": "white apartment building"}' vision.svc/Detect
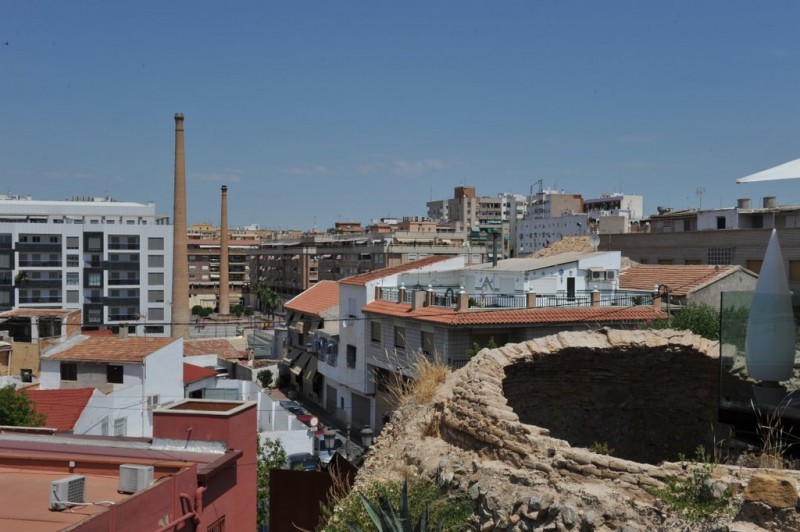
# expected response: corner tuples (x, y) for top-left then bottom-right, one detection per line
(0, 195), (173, 336)
(516, 189), (587, 254)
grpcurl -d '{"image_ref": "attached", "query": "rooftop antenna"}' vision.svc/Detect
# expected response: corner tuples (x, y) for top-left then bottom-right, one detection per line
(530, 179), (543, 196)
(696, 187), (705, 210)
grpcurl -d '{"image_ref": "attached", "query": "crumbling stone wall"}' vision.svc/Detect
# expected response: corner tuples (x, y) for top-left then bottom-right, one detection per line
(502, 345), (719, 464)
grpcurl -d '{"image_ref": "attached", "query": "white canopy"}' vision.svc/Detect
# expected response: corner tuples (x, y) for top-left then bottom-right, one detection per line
(736, 157), (800, 183)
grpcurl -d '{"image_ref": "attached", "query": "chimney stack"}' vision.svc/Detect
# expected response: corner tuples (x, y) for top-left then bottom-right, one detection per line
(171, 113), (190, 339)
(219, 185), (230, 316)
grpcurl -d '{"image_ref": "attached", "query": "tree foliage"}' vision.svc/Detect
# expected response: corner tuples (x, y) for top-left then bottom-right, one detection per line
(650, 303), (720, 340)
(256, 283), (279, 319)
(257, 436), (287, 530)
(465, 336), (498, 358)
(0, 385), (46, 427)
(257, 369), (273, 389)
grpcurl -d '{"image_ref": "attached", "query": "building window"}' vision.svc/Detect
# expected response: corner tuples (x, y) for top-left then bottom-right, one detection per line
(67, 255), (79, 267)
(86, 235), (102, 251)
(716, 216), (726, 230)
(66, 290), (79, 303)
(148, 255), (164, 268)
(113, 417), (127, 437)
(370, 322), (381, 343)
(148, 272), (164, 285)
(684, 259), (702, 265)
(87, 307), (103, 324)
(66, 236), (79, 249)
(346, 344), (357, 368)
(790, 261), (800, 282)
(394, 326), (405, 349)
(148, 237), (164, 250)
(422, 331), (434, 356)
(60, 363), (77, 381)
(145, 325), (164, 334)
(87, 272), (102, 287)
(746, 260), (763, 275)
(207, 516), (226, 532)
(149, 307), (165, 320)
(657, 259), (674, 265)
(148, 290), (164, 303)
(708, 247), (733, 265)
(66, 272), (79, 286)
(107, 365), (124, 384)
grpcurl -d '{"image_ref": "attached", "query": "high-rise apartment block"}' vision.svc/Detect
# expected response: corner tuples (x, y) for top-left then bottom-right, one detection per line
(0, 195), (173, 336)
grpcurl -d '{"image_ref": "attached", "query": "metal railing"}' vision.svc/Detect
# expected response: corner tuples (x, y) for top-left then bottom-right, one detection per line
(378, 287), (653, 309)
(18, 296), (62, 303)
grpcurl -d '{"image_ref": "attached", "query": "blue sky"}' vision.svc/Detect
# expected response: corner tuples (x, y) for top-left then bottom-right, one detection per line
(2, 1), (800, 229)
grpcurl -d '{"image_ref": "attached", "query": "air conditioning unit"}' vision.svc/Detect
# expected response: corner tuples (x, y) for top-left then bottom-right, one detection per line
(591, 270), (604, 280)
(606, 271), (616, 280)
(49, 475), (86, 511)
(146, 394), (160, 409)
(118, 464), (154, 494)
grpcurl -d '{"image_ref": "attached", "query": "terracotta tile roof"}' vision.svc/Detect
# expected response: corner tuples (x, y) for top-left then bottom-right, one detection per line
(340, 256), (454, 286)
(48, 337), (176, 362)
(183, 363), (219, 384)
(618, 264), (750, 297)
(284, 281), (340, 316)
(24, 388), (94, 431)
(184, 338), (245, 360)
(0, 309), (80, 318)
(362, 300), (665, 326)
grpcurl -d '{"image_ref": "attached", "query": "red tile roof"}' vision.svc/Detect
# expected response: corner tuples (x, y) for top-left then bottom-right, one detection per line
(619, 264), (751, 297)
(0, 309), (80, 318)
(48, 337), (176, 362)
(183, 363), (219, 384)
(24, 388), (94, 432)
(285, 281), (340, 316)
(362, 300), (665, 326)
(340, 256), (454, 286)
(184, 339), (245, 360)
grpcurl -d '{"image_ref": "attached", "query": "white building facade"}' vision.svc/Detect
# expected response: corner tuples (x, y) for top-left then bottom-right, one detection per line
(0, 195), (173, 336)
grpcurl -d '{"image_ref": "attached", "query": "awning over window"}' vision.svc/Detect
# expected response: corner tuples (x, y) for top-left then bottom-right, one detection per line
(290, 352), (311, 376)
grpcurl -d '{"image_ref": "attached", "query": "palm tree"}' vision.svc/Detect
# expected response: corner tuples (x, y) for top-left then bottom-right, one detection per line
(14, 270), (29, 286)
(256, 283), (279, 320)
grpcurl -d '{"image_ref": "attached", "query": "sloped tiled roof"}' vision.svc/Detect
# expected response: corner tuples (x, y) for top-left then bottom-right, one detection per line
(48, 337), (176, 362)
(183, 363), (219, 384)
(25, 388), (94, 431)
(340, 256), (454, 286)
(618, 264), (752, 297)
(362, 300), (665, 326)
(0, 309), (80, 318)
(285, 281), (340, 317)
(184, 338), (245, 360)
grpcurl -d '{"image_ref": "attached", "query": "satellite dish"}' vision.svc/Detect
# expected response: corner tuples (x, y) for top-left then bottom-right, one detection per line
(589, 232), (600, 249)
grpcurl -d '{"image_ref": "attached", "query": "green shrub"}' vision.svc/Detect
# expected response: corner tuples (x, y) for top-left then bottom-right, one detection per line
(192, 305), (204, 316)
(649, 446), (735, 522)
(589, 441), (613, 455)
(650, 303), (720, 340)
(319, 477), (473, 532)
(257, 369), (273, 389)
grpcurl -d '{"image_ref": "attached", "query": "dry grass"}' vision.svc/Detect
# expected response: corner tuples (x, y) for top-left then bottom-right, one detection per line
(388, 351), (450, 407)
(750, 398), (799, 469)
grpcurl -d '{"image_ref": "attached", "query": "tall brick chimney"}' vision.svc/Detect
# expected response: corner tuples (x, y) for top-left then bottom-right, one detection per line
(171, 113), (190, 339)
(219, 185), (230, 316)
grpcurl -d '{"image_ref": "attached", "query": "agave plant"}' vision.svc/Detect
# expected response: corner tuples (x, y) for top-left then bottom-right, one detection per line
(348, 479), (441, 532)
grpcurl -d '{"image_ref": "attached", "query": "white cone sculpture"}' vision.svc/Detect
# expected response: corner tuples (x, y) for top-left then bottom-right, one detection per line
(745, 229), (796, 382)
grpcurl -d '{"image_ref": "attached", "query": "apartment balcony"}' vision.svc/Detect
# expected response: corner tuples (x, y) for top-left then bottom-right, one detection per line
(15, 242), (62, 253)
(107, 243), (140, 250)
(104, 296), (140, 306)
(18, 259), (62, 268)
(22, 279), (62, 289)
(18, 295), (62, 304)
(108, 278), (140, 286)
(103, 260), (140, 271)
(107, 313), (141, 321)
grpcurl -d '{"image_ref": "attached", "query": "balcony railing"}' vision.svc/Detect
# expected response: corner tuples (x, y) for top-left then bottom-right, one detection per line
(108, 278), (140, 286)
(108, 313), (141, 321)
(378, 287), (653, 309)
(15, 242), (61, 252)
(104, 261), (140, 271)
(107, 243), (140, 250)
(18, 260), (62, 268)
(19, 296), (62, 304)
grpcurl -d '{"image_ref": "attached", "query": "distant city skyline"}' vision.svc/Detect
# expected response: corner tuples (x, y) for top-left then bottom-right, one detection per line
(2, 1), (800, 229)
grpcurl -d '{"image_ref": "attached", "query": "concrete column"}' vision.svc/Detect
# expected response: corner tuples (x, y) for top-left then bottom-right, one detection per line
(398, 284), (406, 304)
(219, 185), (230, 316)
(526, 291), (537, 309)
(591, 290), (601, 307)
(374, 286), (382, 300)
(171, 113), (190, 339)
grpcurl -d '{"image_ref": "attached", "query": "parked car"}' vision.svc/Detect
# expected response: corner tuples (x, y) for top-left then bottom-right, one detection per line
(284, 452), (320, 472)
